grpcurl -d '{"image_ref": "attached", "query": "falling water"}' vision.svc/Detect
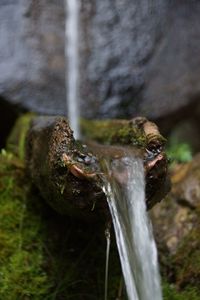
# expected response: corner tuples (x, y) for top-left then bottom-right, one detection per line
(65, 0), (80, 139)
(104, 226), (111, 300)
(102, 154), (162, 300)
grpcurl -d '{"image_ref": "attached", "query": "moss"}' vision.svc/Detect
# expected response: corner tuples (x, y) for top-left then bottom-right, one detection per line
(166, 139), (192, 164)
(158, 200), (200, 298)
(6, 113), (35, 160)
(163, 281), (200, 300)
(172, 212), (200, 289)
(81, 119), (147, 148)
(0, 149), (50, 299)
(0, 149), (122, 299)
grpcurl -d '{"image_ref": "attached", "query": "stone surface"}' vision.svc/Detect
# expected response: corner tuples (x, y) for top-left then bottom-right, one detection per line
(140, 1), (200, 119)
(0, 0), (66, 115)
(150, 155), (200, 288)
(1, 0), (200, 126)
(151, 154), (200, 255)
(80, 0), (200, 121)
(79, 0), (166, 118)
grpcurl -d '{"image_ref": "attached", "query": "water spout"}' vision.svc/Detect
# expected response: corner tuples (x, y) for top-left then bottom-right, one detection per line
(65, 0), (80, 139)
(102, 154), (162, 300)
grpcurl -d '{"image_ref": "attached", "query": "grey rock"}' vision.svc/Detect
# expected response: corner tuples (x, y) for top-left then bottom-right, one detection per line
(1, 0), (200, 126)
(0, 0), (66, 115)
(139, 0), (200, 119)
(80, 0), (166, 118)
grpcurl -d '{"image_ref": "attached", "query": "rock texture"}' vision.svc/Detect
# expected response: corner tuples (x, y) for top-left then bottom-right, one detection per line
(1, 1), (200, 128)
(0, 0), (66, 114)
(13, 115), (169, 217)
(140, 1), (200, 120)
(150, 155), (200, 288)
(79, 0), (166, 118)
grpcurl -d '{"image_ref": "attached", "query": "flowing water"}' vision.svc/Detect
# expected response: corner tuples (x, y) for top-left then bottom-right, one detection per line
(104, 226), (111, 300)
(65, 3), (162, 298)
(65, 0), (80, 139)
(102, 154), (162, 300)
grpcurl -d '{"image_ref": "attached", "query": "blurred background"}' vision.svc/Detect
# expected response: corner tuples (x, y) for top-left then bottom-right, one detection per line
(1, 0), (200, 151)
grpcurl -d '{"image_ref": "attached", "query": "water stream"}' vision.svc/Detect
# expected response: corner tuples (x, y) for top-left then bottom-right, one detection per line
(65, 3), (162, 299)
(102, 154), (162, 300)
(104, 226), (111, 300)
(65, 0), (80, 139)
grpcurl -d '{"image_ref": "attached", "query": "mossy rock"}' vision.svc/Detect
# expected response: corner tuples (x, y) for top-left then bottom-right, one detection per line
(81, 119), (147, 147)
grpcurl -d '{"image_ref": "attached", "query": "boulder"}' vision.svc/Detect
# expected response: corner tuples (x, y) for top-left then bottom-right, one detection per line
(1, 0), (200, 130)
(79, 0), (166, 118)
(0, 0), (66, 115)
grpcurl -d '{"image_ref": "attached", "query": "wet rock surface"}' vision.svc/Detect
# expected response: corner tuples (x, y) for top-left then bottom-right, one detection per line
(23, 115), (169, 217)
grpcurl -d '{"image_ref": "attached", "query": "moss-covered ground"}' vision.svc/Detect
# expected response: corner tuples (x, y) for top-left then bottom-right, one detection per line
(0, 149), (122, 299)
(0, 140), (200, 299)
(0, 150), (50, 299)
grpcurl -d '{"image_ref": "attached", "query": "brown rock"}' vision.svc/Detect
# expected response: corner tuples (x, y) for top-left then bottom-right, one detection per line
(150, 154), (200, 287)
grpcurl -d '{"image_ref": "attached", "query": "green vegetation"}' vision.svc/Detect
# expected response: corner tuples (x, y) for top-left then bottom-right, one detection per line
(172, 213), (200, 290)
(81, 119), (147, 147)
(0, 149), (122, 299)
(0, 150), (50, 299)
(6, 113), (34, 160)
(166, 139), (192, 163)
(163, 282), (200, 300)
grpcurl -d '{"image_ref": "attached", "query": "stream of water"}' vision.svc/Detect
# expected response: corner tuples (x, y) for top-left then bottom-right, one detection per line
(65, 0), (80, 139)
(102, 154), (162, 300)
(65, 4), (162, 299)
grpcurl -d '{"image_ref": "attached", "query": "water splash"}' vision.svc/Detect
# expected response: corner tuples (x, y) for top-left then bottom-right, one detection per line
(65, 0), (80, 139)
(102, 154), (162, 300)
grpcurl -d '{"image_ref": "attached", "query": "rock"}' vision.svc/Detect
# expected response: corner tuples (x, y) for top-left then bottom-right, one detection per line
(151, 154), (200, 254)
(79, 0), (166, 118)
(7, 114), (169, 217)
(1, 0), (200, 132)
(0, 0), (66, 115)
(139, 1), (200, 120)
(171, 154), (200, 209)
(150, 155), (200, 288)
(81, 0), (200, 124)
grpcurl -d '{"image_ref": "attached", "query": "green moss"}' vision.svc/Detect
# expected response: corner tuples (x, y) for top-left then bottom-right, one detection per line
(0, 149), (122, 299)
(6, 113), (35, 160)
(166, 139), (192, 163)
(160, 205), (200, 299)
(172, 215), (200, 289)
(81, 119), (147, 148)
(163, 281), (200, 300)
(0, 150), (50, 299)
